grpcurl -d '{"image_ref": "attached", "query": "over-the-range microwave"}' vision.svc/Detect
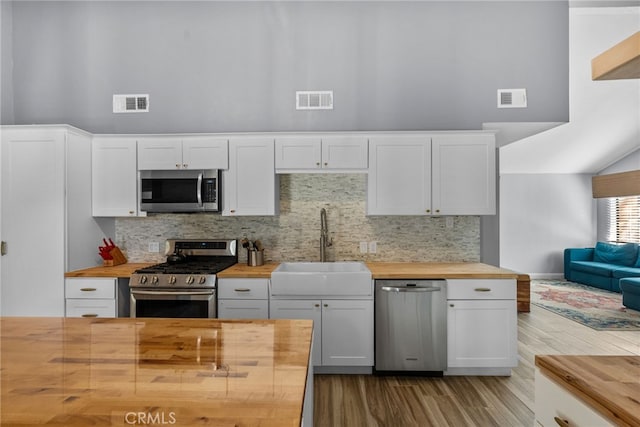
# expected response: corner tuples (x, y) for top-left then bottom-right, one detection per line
(140, 169), (220, 213)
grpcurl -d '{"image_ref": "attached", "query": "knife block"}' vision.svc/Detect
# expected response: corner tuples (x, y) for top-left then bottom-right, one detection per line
(103, 247), (127, 267)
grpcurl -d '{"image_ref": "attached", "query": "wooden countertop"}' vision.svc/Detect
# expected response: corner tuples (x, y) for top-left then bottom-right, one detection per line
(66, 261), (518, 280)
(0, 317), (312, 426)
(535, 355), (640, 427)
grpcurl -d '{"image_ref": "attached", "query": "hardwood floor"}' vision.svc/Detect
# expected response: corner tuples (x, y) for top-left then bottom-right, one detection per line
(313, 305), (640, 426)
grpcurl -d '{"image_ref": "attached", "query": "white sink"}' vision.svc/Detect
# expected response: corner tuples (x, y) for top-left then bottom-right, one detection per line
(271, 262), (372, 297)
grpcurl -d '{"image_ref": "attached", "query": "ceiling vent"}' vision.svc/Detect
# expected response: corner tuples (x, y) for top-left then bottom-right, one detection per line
(296, 91), (333, 110)
(497, 89), (527, 108)
(113, 94), (149, 113)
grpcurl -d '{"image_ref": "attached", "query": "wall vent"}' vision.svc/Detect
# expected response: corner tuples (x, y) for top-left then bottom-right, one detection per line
(296, 91), (333, 110)
(113, 94), (149, 113)
(497, 88), (527, 108)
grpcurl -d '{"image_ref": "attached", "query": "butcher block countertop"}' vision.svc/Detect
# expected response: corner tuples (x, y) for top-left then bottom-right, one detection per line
(64, 263), (155, 278)
(217, 262), (280, 278)
(0, 317), (312, 427)
(535, 355), (640, 427)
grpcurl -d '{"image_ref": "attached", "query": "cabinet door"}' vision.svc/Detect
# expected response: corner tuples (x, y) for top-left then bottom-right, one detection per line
(92, 137), (139, 216)
(182, 137), (229, 170)
(321, 136), (368, 170)
(137, 138), (182, 170)
(321, 299), (373, 366)
(275, 136), (321, 170)
(270, 299), (322, 365)
(432, 134), (496, 215)
(1, 128), (66, 316)
(367, 136), (431, 215)
(447, 299), (517, 368)
(218, 300), (269, 319)
(223, 137), (278, 216)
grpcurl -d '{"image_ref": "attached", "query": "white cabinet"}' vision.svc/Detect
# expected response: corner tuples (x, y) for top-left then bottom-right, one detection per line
(65, 278), (117, 318)
(446, 279), (517, 372)
(367, 132), (496, 216)
(137, 137), (228, 170)
(1, 126), (104, 316)
(270, 298), (373, 367)
(535, 368), (613, 427)
(223, 137), (279, 216)
(218, 278), (269, 319)
(275, 135), (368, 172)
(92, 137), (140, 217)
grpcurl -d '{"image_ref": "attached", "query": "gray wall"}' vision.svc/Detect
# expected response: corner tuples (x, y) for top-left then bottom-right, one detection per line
(5, 1), (569, 133)
(1, 1), (13, 125)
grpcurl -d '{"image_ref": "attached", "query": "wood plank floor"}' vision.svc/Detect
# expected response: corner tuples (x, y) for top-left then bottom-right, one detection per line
(313, 304), (640, 426)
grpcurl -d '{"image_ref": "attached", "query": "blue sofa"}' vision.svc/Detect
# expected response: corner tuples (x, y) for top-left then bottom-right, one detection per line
(564, 242), (640, 292)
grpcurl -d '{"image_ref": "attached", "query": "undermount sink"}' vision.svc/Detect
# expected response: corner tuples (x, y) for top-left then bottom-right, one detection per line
(271, 262), (372, 297)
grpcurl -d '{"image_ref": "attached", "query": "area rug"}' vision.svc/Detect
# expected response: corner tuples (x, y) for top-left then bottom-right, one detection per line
(531, 279), (640, 331)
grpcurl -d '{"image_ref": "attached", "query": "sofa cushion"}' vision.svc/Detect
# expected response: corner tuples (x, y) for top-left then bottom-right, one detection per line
(570, 261), (616, 277)
(635, 250), (640, 268)
(593, 242), (638, 266)
(612, 266), (640, 279)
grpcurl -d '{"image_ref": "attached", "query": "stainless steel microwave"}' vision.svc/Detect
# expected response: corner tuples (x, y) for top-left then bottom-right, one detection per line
(140, 170), (220, 213)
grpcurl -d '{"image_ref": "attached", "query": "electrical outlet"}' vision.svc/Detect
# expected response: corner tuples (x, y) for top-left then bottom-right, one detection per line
(359, 242), (368, 254)
(369, 241), (377, 254)
(148, 242), (160, 253)
(446, 217), (454, 229)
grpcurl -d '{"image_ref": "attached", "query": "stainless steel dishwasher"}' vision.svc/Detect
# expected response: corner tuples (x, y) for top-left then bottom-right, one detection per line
(375, 279), (447, 374)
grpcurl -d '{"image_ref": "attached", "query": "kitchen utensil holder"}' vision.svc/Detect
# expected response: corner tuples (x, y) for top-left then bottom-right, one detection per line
(247, 249), (264, 267)
(103, 247), (127, 267)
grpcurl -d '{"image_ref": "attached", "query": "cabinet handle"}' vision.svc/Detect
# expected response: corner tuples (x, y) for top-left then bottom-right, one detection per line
(314, 304), (320, 307)
(81, 314), (98, 318)
(435, 209), (440, 213)
(474, 288), (492, 292)
(80, 288), (97, 292)
(175, 164), (181, 169)
(426, 209), (431, 213)
(128, 210), (135, 215)
(449, 303), (455, 307)
(234, 288), (251, 292)
(316, 162), (321, 166)
(230, 210), (236, 213)
(183, 164), (188, 168)
(554, 417), (570, 427)
(323, 303), (328, 307)
(324, 162), (328, 166)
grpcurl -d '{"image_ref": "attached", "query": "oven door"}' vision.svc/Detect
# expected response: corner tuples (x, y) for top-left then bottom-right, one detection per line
(130, 288), (216, 318)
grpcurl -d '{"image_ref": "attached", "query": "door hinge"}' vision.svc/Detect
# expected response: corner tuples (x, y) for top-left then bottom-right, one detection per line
(1, 241), (7, 256)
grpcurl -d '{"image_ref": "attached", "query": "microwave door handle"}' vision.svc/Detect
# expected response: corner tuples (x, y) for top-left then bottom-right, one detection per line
(197, 173), (203, 206)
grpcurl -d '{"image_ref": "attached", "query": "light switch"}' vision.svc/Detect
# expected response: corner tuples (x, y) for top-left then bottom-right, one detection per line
(359, 242), (368, 253)
(369, 241), (377, 254)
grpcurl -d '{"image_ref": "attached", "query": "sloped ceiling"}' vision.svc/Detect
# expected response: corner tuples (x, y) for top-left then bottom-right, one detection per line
(500, 6), (640, 174)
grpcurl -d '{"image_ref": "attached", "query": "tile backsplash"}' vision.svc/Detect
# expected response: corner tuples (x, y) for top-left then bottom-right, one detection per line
(116, 174), (480, 263)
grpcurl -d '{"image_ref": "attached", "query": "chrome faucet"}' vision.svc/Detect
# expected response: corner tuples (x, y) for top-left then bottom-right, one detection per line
(320, 208), (332, 262)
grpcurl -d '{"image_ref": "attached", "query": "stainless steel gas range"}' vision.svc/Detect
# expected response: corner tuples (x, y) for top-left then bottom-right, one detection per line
(130, 239), (237, 318)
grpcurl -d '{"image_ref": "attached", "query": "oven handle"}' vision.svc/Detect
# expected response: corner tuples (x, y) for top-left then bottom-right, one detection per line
(131, 290), (214, 296)
(197, 173), (203, 207)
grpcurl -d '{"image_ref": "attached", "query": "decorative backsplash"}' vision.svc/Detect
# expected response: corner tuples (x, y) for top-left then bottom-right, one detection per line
(115, 174), (480, 263)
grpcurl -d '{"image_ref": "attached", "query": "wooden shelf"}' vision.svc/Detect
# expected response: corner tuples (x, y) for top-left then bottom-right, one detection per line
(592, 31), (640, 80)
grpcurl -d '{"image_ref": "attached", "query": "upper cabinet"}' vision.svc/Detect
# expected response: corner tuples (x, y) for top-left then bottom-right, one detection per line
(367, 132), (496, 216)
(275, 135), (368, 173)
(137, 137), (228, 170)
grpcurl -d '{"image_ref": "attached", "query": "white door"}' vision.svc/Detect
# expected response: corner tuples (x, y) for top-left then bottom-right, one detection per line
(92, 137), (138, 217)
(431, 134), (496, 215)
(137, 138), (182, 170)
(274, 136), (321, 170)
(1, 129), (66, 316)
(321, 299), (374, 366)
(182, 137), (229, 170)
(270, 299), (322, 365)
(321, 136), (368, 170)
(367, 136), (431, 215)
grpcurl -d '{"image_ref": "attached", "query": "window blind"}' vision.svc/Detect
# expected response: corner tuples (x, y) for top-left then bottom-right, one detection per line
(607, 196), (640, 243)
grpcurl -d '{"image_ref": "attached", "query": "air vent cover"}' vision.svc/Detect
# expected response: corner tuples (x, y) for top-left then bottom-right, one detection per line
(296, 91), (333, 110)
(113, 94), (149, 113)
(497, 88), (527, 108)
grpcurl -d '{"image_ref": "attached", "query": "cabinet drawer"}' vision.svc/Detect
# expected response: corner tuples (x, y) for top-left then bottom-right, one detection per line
(66, 299), (116, 318)
(218, 278), (269, 299)
(446, 279), (515, 300)
(218, 300), (269, 319)
(65, 278), (116, 299)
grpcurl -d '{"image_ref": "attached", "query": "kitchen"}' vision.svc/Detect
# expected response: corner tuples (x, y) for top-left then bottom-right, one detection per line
(2, 1), (640, 426)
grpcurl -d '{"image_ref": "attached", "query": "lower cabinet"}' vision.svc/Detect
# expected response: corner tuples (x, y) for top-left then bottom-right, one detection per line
(65, 278), (117, 318)
(270, 298), (373, 367)
(218, 278), (269, 319)
(446, 279), (517, 372)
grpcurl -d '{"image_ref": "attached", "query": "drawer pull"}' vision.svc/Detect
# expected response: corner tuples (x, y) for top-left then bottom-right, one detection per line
(234, 288), (251, 292)
(474, 287), (492, 292)
(80, 288), (97, 292)
(554, 417), (570, 427)
(81, 314), (98, 318)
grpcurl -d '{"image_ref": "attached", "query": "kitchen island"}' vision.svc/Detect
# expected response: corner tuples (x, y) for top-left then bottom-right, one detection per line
(0, 317), (313, 426)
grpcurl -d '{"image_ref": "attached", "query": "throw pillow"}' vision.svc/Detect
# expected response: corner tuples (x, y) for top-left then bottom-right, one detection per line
(593, 242), (638, 266)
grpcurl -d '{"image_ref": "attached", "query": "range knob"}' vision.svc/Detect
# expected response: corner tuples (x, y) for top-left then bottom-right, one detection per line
(168, 276), (177, 285)
(198, 276), (207, 285)
(186, 275), (195, 285)
(139, 275), (148, 284)
(151, 276), (159, 285)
